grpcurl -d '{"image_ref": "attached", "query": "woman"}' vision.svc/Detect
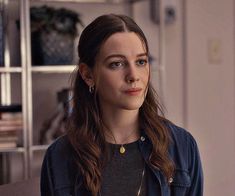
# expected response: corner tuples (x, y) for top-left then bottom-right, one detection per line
(40, 14), (203, 196)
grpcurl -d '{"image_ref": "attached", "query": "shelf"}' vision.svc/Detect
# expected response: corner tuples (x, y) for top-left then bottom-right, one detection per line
(30, 0), (138, 3)
(31, 0), (107, 2)
(0, 147), (26, 153)
(31, 65), (76, 73)
(0, 67), (22, 73)
(30, 145), (49, 151)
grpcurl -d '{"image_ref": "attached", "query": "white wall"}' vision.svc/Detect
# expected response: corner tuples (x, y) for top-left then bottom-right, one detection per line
(133, 0), (185, 125)
(185, 0), (235, 195)
(134, 1), (235, 195)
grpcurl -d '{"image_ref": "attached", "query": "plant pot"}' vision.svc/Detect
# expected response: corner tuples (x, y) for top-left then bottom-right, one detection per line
(31, 30), (75, 65)
(30, 6), (83, 66)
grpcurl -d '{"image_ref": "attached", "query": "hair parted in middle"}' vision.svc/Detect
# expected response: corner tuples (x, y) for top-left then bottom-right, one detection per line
(67, 14), (174, 196)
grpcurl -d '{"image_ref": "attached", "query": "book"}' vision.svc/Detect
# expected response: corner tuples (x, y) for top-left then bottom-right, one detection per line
(0, 105), (22, 122)
(0, 119), (23, 126)
(0, 130), (18, 136)
(0, 136), (18, 142)
(0, 112), (22, 120)
(0, 141), (17, 149)
(0, 104), (23, 147)
(0, 104), (22, 113)
(0, 125), (23, 132)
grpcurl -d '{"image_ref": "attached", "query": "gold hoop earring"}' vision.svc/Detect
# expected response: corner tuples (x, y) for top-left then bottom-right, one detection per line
(89, 85), (94, 93)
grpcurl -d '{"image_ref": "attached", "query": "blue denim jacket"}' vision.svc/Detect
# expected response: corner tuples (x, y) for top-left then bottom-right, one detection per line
(41, 123), (203, 196)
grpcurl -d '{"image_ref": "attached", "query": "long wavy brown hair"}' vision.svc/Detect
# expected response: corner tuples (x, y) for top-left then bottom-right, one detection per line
(67, 14), (174, 196)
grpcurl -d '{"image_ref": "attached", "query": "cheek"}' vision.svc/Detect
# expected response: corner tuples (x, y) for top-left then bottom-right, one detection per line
(141, 67), (150, 84)
(95, 73), (119, 95)
(96, 78), (119, 102)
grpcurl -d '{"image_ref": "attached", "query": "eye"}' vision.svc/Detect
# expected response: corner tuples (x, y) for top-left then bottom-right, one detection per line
(109, 61), (125, 69)
(136, 59), (148, 66)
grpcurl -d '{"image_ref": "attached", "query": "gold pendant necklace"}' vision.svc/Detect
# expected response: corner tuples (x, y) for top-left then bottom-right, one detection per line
(118, 129), (139, 154)
(119, 145), (126, 154)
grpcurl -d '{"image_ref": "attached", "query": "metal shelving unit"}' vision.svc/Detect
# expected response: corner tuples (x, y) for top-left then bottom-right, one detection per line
(0, 0), (78, 182)
(0, 147), (25, 153)
(0, 67), (22, 73)
(30, 144), (49, 151)
(31, 65), (76, 73)
(30, 0), (143, 3)
(0, 0), (29, 182)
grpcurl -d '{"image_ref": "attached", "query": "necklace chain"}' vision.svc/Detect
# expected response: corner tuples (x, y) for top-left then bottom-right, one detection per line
(103, 123), (139, 154)
(137, 162), (145, 196)
(118, 129), (139, 154)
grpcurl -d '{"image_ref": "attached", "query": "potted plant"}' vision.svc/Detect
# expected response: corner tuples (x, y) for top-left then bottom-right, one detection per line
(30, 6), (84, 65)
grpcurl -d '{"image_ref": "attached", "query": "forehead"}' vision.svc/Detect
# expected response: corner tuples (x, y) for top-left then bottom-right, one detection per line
(98, 32), (147, 58)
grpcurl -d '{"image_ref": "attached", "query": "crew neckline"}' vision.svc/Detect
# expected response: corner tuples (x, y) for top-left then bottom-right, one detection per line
(107, 139), (140, 150)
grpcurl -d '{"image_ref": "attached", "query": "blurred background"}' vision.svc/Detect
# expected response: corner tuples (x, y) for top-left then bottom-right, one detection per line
(0, 0), (234, 196)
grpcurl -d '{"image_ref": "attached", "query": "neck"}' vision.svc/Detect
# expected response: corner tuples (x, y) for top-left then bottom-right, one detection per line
(101, 109), (140, 144)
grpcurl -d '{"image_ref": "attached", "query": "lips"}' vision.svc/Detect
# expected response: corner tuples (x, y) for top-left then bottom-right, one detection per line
(124, 88), (142, 95)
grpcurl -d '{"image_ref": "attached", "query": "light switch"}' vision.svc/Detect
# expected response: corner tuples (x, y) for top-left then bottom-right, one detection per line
(208, 39), (222, 64)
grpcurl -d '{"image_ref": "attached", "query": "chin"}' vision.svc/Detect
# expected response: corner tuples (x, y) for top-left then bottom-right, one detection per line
(120, 101), (144, 111)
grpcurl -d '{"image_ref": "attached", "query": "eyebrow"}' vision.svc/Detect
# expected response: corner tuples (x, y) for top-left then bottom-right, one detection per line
(104, 53), (148, 62)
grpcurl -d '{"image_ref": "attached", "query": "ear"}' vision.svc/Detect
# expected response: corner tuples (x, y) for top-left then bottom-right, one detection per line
(79, 63), (95, 86)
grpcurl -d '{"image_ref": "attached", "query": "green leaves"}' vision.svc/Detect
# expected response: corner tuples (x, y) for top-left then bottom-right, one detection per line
(30, 6), (84, 36)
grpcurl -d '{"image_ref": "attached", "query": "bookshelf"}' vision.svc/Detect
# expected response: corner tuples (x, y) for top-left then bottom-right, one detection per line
(0, 0), (28, 183)
(0, 0), (143, 183)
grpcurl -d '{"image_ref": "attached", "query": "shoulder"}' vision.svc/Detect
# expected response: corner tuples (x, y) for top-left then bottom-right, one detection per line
(46, 134), (73, 157)
(165, 121), (198, 149)
(165, 121), (201, 169)
(44, 134), (78, 173)
(162, 122), (203, 194)
(42, 135), (78, 189)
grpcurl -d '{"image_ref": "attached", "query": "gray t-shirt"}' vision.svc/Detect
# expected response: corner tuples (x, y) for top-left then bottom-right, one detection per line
(100, 140), (147, 196)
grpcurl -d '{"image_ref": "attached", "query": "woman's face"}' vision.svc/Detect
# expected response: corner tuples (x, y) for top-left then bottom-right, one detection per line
(94, 32), (150, 112)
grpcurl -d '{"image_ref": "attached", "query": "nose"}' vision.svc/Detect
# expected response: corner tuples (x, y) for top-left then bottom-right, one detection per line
(125, 64), (140, 83)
